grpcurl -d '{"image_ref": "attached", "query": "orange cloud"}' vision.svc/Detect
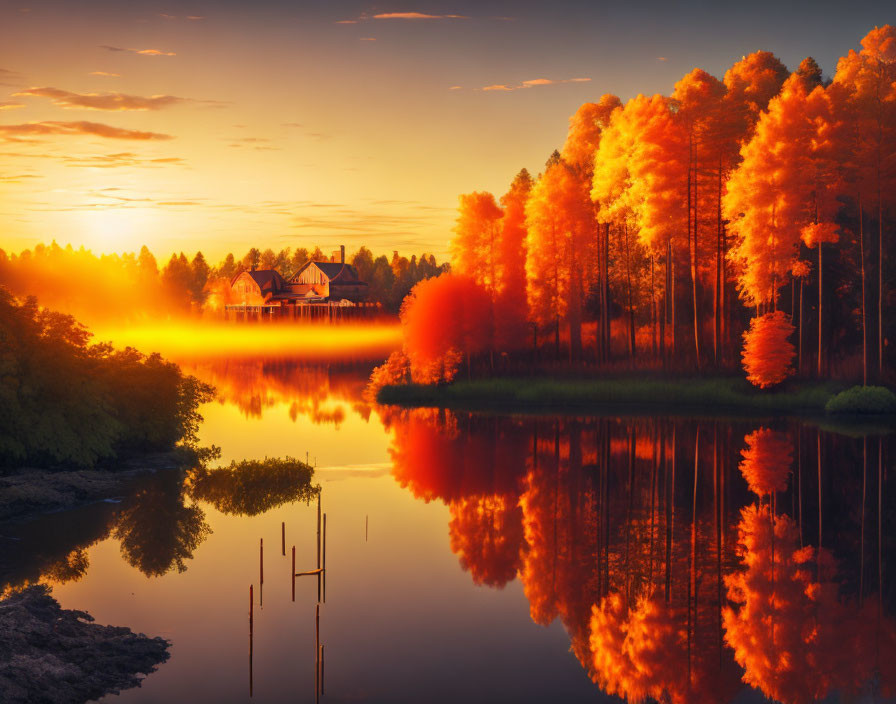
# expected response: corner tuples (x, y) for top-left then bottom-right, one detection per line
(0, 102), (25, 110)
(15, 87), (185, 111)
(89, 71), (120, 77)
(360, 37), (377, 41)
(373, 12), (469, 19)
(100, 46), (176, 56)
(482, 77), (591, 91)
(0, 121), (173, 140)
(135, 49), (176, 56)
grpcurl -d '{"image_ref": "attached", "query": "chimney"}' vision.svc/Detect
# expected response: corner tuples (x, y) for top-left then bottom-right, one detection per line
(331, 245), (345, 264)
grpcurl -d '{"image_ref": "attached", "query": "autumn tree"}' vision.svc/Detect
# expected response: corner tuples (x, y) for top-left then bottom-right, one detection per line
(451, 191), (504, 293)
(526, 152), (593, 359)
(831, 25), (896, 379)
(672, 69), (727, 368)
(400, 273), (493, 383)
(741, 311), (796, 388)
(496, 169), (533, 349)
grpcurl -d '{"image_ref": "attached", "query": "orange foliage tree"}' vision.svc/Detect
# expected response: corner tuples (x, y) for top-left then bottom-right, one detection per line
(741, 311), (796, 388)
(495, 169), (533, 349)
(399, 274), (494, 383)
(526, 152), (595, 360)
(451, 192), (504, 293)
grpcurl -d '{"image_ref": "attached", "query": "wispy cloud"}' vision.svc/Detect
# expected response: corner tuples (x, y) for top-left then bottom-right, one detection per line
(89, 71), (120, 77)
(0, 121), (173, 141)
(0, 101), (26, 110)
(373, 12), (468, 19)
(481, 77), (591, 91)
(15, 87), (186, 111)
(60, 152), (187, 168)
(360, 37), (377, 41)
(448, 85), (462, 90)
(99, 46), (176, 57)
(657, 57), (668, 62)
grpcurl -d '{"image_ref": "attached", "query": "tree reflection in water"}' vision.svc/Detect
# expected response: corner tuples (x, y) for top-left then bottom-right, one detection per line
(179, 358), (376, 425)
(383, 408), (894, 704)
(112, 471), (211, 577)
(186, 457), (318, 517)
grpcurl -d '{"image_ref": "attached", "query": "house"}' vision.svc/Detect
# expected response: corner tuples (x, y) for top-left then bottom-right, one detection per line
(226, 245), (369, 318)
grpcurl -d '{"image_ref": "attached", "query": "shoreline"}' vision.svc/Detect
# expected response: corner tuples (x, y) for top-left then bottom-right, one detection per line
(0, 451), (187, 524)
(377, 376), (896, 425)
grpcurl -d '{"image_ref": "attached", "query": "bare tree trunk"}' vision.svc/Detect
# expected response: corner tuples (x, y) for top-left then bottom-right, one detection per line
(715, 156), (722, 366)
(668, 235), (676, 363)
(818, 242), (823, 378)
(623, 221), (636, 359)
(691, 136), (701, 370)
(651, 253), (658, 359)
(799, 276), (803, 375)
(860, 194), (867, 385)
(601, 223), (612, 361)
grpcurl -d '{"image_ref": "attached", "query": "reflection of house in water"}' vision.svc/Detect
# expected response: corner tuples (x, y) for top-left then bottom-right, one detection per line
(226, 245), (372, 320)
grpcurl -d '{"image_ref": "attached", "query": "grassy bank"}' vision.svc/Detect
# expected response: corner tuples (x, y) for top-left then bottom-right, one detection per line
(377, 375), (874, 417)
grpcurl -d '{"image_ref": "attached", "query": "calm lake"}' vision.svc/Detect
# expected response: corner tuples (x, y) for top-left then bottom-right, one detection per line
(2, 353), (894, 703)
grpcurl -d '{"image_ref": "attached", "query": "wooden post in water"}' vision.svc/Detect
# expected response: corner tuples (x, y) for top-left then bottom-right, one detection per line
(291, 546), (296, 602)
(323, 513), (327, 603)
(249, 584), (254, 697)
(320, 645), (325, 696)
(317, 494), (322, 603)
(315, 603), (320, 701)
(282, 522), (286, 556)
(259, 539), (263, 606)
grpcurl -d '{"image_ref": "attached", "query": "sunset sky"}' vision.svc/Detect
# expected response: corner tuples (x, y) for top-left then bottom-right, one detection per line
(1, 0), (890, 263)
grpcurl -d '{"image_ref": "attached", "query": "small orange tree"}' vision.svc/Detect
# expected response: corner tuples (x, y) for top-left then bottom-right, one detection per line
(741, 311), (796, 388)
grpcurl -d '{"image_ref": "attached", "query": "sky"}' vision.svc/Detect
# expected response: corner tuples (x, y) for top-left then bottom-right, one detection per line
(0, 0), (892, 264)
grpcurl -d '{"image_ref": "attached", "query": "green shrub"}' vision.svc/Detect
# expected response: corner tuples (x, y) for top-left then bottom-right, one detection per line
(825, 385), (896, 415)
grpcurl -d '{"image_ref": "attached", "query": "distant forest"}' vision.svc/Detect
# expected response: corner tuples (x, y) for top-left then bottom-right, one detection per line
(0, 242), (449, 323)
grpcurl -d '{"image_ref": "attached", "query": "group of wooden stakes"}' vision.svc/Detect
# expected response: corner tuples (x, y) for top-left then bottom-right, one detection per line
(249, 492), (330, 700)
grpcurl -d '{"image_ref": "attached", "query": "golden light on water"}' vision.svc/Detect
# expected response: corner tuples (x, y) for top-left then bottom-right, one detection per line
(93, 322), (402, 360)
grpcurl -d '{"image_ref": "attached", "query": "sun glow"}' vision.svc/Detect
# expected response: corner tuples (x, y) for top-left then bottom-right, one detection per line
(91, 321), (402, 361)
(77, 207), (151, 254)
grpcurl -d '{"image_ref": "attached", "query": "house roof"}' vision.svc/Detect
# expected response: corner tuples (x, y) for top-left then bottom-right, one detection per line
(232, 269), (287, 293)
(290, 261), (361, 283)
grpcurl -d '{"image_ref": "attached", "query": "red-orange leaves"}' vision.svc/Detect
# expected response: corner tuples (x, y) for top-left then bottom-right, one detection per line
(739, 428), (793, 496)
(451, 191), (504, 293)
(800, 222), (840, 249)
(741, 311), (796, 388)
(400, 273), (493, 384)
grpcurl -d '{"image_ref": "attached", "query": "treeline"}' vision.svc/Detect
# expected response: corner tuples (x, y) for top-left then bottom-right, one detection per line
(0, 242), (447, 323)
(383, 25), (895, 390)
(0, 288), (214, 468)
(211, 245), (448, 313)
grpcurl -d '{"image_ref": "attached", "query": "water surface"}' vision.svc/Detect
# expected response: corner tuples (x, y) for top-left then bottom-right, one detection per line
(3, 356), (893, 703)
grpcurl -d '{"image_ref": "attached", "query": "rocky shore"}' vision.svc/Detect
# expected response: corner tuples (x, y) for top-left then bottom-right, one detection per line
(0, 452), (184, 523)
(0, 585), (169, 703)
